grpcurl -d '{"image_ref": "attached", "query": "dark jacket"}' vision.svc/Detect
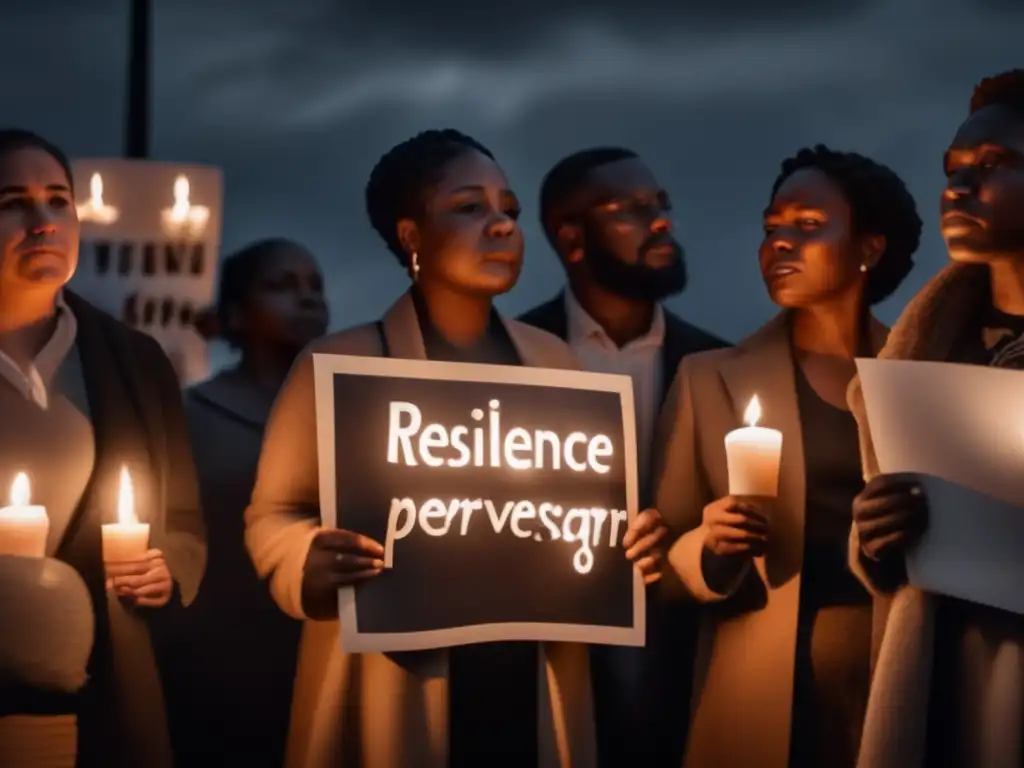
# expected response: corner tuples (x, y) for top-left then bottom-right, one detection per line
(160, 368), (302, 768)
(61, 291), (206, 768)
(519, 291), (730, 768)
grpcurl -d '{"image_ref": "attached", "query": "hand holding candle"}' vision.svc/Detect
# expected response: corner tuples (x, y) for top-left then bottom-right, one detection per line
(0, 473), (49, 558)
(725, 395), (783, 498)
(101, 467), (150, 564)
(101, 467), (173, 607)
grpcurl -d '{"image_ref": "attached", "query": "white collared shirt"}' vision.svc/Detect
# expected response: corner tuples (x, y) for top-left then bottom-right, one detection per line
(0, 294), (78, 410)
(564, 289), (664, 501)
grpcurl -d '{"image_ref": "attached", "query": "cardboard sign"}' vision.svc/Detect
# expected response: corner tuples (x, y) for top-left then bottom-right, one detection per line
(69, 159), (224, 385)
(313, 354), (644, 653)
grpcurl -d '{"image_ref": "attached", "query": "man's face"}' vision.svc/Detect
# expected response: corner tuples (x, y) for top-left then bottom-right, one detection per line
(940, 104), (1024, 264)
(565, 157), (687, 302)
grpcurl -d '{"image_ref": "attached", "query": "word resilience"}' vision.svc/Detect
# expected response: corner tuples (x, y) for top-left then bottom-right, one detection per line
(384, 399), (627, 574)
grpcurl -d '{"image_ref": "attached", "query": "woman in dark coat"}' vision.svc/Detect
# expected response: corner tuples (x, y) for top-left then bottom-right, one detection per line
(162, 239), (329, 768)
(0, 129), (206, 767)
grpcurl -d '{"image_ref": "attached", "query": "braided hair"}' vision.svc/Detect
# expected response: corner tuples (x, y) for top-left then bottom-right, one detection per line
(970, 69), (1024, 116)
(365, 129), (495, 267)
(770, 144), (922, 304)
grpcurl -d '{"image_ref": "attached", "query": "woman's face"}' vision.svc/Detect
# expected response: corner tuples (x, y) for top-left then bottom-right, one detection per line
(231, 245), (329, 352)
(400, 148), (524, 297)
(758, 167), (870, 310)
(0, 147), (79, 292)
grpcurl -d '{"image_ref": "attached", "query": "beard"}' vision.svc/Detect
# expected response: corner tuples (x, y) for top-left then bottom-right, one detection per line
(586, 239), (688, 302)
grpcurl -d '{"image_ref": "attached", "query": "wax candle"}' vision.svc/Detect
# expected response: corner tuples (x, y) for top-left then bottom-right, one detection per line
(725, 395), (783, 497)
(0, 473), (49, 558)
(75, 172), (120, 225)
(101, 467), (150, 563)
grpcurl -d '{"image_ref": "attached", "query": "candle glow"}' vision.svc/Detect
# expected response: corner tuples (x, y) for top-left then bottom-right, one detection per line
(101, 466), (150, 564)
(160, 174), (209, 237)
(75, 172), (120, 225)
(0, 472), (49, 558)
(725, 395), (783, 498)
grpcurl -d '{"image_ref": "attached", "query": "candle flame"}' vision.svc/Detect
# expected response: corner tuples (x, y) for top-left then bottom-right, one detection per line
(89, 173), (105, 206)
(170, 175), (191, 220)
(162, 174), (210, 234)
(117, 466), (137, 525)
(744, 395), (762, 427)
(10, 473), (29, 506)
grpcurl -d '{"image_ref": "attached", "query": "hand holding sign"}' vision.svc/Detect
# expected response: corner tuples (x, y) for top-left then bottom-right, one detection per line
(852, 472), (929, 561)
(623, 508), (668, 584)
(302, 529), (385, 620)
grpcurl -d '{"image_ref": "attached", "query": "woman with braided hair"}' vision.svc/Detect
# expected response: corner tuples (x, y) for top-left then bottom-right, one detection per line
(244, 129), (667, 767)
(654, 144), (921, 768)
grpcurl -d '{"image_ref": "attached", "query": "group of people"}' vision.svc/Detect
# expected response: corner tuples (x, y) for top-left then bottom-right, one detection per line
(0, 66), (1022, 768)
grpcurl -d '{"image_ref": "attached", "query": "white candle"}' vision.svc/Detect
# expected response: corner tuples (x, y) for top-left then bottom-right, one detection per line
(75, 172), (120, 225)
(101, 467), (150, 563)
(0, 473), (49, 558)
(725, 395), (783, 498)
(161, 174), (209, 237)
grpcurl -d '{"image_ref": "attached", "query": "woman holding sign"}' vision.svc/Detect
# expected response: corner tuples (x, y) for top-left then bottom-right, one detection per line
(848, 69), (1024, 768)
(245, 129), (667, 768)
(653, 145), (921, 768)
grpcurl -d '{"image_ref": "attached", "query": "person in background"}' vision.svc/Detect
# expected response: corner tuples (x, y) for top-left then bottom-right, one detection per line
(0, 128), (206, 767)
(519, 146), (727, 767)
(244, 129), (668, 768)
(848, 68), (1024, 768)
(655, 145), (921, 768)
(159, 238), (329, 767)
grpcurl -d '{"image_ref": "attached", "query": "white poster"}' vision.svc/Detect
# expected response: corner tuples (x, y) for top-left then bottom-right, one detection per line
(69, 159), (224, 385)
(856, 358), (1024, 615)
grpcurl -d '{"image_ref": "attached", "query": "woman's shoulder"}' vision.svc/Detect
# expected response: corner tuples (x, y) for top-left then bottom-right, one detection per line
(503, 317), (580, 371)
(303, 322), (384, 358)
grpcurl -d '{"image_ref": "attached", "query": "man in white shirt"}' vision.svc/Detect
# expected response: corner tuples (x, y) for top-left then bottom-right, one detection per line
(520, 147), (728, 768)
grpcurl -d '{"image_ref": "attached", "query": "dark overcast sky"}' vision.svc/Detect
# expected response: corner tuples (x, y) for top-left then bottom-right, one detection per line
(1, 0), (1021, 364)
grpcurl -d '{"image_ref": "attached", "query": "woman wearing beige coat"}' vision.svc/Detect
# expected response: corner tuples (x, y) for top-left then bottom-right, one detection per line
(653, 146), (921, 768)
(244, 129), (667, 767)
(848, 69), (1024, 768)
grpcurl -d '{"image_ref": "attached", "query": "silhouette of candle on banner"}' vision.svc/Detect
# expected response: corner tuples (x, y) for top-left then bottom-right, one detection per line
(69, 159), (224, 384)
(0, 473), (49, 558)
(76, 173), (120, 225)
(161, 174), (210, 238)
(725, 396), (783, 497)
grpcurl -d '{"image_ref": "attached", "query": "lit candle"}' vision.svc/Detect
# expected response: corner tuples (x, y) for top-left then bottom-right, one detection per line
(160, 174), (209, 237)
(0, 473), (49, 558)
(75, 172), (120, 225)
(101, 467), (150, 563)
(725, 395), (783, 497)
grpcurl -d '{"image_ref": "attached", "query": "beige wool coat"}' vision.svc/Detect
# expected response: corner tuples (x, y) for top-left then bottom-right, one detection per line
(245, 291), (598, 768)
(848, 262), (1024, 768)
(653, 312), (888, 768)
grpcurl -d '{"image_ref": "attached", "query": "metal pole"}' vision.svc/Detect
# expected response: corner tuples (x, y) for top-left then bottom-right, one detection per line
(125, 0), (151, 159)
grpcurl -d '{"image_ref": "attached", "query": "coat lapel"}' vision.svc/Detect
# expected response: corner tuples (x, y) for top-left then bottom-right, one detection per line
(58, 295), (156, 555)
(380, 293), (428, 361)
(57, 294), (174, 767)
(718, 313), (806, 584)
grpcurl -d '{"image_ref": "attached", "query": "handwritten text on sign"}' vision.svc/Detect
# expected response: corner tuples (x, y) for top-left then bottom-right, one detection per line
(314, 353), (641, 652)
(384, 399), (626, 574)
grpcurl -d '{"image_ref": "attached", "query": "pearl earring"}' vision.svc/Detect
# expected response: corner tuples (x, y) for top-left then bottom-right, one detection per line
(859, 263), (868, 273)
(411, 251), (420, 280)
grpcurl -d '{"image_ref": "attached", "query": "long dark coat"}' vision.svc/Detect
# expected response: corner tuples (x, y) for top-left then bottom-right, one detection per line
(60, 291), (206, 768)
